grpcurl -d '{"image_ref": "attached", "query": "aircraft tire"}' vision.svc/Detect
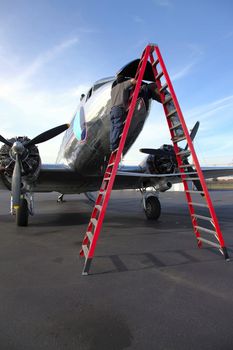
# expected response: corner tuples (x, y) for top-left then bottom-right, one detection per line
(144, 196), (161, 220)
(16, 198), (29, 226)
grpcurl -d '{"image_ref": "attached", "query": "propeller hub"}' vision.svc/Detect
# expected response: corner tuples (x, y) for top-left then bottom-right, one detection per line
(11, 141), (25, 156)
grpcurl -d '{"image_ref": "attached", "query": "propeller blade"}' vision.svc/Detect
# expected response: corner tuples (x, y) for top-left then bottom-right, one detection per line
(184, 121), (200, 151)
(25, 124), (69, 147)
(0, 135), (13, 147)
(140, 148), (163, 156)
(12, 154), (22, 208)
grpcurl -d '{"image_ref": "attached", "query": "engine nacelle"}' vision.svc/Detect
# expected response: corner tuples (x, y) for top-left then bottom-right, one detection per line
(156, 179), (172, 192)
(0, 136), (41, 189)
(140, 145), (177, 175)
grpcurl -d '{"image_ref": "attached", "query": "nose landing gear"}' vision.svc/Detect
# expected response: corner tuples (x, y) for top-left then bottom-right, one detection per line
(141, 189), (161, 220)
(15, 198), (29, 226)
(11, 193), (34, 227)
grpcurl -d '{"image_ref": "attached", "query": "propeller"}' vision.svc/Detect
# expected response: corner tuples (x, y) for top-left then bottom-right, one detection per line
(140, 121), (203, 193)
(184, 121), (199, 151)
(11, 152), (22, 208)
(0, 135), (13, 147)
(140, 121), (200, 156)
(0, 123), (70, 209)
(140, 148), (168, 156)
(25, 124), (69, 147)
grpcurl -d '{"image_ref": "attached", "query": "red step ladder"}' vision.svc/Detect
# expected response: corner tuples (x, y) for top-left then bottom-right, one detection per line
(80, 44), (229, 275)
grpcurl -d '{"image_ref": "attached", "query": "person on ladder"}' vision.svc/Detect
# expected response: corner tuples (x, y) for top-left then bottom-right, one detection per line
(109, 74), (136, 152)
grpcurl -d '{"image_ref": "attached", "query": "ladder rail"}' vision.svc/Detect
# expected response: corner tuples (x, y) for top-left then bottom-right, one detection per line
(152, 45), (227, 250)
(149, 50), (202, 245)
(85, 46), (152, 259)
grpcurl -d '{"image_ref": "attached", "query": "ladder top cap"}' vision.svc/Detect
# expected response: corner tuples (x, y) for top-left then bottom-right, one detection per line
(148, 43), (158, 48)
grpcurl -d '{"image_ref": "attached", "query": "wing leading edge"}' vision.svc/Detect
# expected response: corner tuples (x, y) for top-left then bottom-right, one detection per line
(5, 164), (231, 194)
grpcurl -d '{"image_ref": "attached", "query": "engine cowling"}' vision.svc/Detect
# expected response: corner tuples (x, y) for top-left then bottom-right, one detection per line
(141, 144), (179, 175)
(0, 136), (41, 187)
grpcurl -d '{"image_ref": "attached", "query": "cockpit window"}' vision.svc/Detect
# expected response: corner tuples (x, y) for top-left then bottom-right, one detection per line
(73, 106), (86, 141)
(93, 82), (107, 91)
(86, 88), (92, 101)
(85, 77), (114, 101)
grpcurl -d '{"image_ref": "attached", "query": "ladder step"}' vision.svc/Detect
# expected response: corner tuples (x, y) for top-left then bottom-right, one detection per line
(188, 202), (208, 208)
(81, 245), (89, 258)
(152, 59), (159, 66)
(184, 177), (201, 181)
(163, 96), (173, 105)
(197, 237), (220, 249)
(192, 214), (212, 222)
(91, 218), (98, 226)
(170, 123), (182, 131)
(108, 162), (115, 167)
(173, 135), (186, 143)
(179, 164), (195, 168)
(167, 109), (177, 118)
(177, 150), (190, 157)
(86, 231), (93, 242)
(160, 83), (168, 92)
(156, 71), (164, 80)
(195, 225), (216, 235)
(104, 177), (111, 181)
(95, 205), (102, 211)
(186, 190), (204, 194)
(99, 190), (106, 196)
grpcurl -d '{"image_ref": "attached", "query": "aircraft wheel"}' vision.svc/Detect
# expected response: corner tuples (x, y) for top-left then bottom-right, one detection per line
(144, 196), (161, 220)
(16, 198), (29, 226)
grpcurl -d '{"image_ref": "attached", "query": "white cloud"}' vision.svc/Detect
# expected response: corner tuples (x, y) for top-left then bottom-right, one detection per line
(186, 94), (233, 124)
(170, 43), (203, 81)
(171, 61), (196, 81)
(125, 93), (233, 166)
(0, 38), (90, 162)
(17, 37), (79, 83)
(183, 94), (233, 165)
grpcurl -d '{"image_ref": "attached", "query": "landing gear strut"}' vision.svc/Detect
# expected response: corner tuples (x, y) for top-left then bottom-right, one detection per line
(141, 189), (161, 220)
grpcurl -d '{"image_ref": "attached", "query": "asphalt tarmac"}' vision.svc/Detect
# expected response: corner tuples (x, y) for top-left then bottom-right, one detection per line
(0, 189), (233, 350)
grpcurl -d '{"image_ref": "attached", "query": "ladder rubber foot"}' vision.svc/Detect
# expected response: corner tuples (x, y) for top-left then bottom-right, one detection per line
(222, 247), (230, 261)
(82, 258), (92, 275)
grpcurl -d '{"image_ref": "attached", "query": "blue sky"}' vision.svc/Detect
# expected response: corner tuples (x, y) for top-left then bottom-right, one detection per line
(0, 0), (232, 165)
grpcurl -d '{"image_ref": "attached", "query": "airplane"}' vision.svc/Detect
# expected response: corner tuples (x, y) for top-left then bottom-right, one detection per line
(1, 59), (233, 227)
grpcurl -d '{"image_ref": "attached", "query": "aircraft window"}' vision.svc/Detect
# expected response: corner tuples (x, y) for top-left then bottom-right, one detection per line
(73, 107), (86, 141)
(93, 82), (106, 91)
(86, 88), (92, 101)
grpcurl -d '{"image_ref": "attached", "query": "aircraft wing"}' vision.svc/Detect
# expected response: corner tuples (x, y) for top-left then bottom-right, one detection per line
(116, 166), (233, 188)
(27, 165), (233, 193)
(1, 164), (233, 193)
(118, 166), (233, 180)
